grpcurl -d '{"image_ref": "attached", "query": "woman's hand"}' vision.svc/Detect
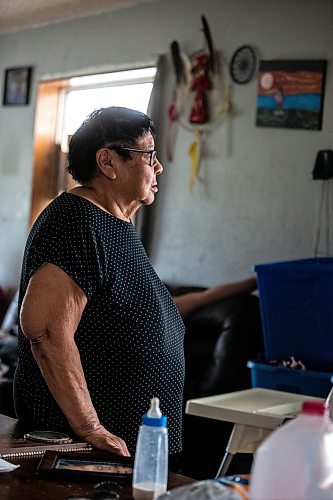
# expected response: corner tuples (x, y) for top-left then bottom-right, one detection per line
(79, 423), (130, 456)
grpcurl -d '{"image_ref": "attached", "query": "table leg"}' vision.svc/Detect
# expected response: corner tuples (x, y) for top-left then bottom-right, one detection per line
(215, 423), (271, 478)
(215, 450), (234, 478)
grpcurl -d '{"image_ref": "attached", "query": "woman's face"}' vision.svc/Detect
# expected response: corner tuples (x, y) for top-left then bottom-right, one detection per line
(115, 131), (163, 206)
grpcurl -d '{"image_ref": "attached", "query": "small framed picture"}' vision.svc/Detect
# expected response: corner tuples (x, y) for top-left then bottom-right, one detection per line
(3, 66), (32, 106)
(37, 450), (133, 482)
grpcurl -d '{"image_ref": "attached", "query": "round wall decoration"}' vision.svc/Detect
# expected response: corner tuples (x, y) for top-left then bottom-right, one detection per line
(229, 45), (258, 84)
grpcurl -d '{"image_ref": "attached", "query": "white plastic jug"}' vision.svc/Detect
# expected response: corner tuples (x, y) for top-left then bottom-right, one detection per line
(250, 401), (333, 499)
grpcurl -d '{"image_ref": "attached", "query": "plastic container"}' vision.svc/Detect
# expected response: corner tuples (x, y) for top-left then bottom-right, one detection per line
(247, 360), (333, 398)
(132, 398), (168, 500)
(157, 479), (243, 499)
(255, 257), (333, 371)
(250, 401), (333, 499)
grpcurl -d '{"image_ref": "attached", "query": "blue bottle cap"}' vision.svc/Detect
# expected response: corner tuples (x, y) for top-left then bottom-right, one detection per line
(142, 414), (167, 427)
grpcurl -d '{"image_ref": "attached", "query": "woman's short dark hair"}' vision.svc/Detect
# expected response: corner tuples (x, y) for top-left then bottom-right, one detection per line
(67, 106), (155, 184)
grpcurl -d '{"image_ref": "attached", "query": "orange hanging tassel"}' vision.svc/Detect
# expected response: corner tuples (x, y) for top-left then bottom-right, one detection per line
(188, 130), (201, 192)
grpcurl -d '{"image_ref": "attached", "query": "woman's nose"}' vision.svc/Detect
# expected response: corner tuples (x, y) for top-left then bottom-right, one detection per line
(154, 158), (163, 175)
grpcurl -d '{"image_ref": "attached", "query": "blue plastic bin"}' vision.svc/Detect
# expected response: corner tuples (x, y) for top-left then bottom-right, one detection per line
(255, 258), (333, 371)
(247, 360), (332, 398)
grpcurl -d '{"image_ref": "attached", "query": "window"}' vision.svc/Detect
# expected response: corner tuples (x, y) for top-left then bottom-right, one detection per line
(56, 67), (156, 153)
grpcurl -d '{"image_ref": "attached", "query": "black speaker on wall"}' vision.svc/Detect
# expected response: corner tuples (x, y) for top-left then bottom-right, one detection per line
(312, 150), (333, 180)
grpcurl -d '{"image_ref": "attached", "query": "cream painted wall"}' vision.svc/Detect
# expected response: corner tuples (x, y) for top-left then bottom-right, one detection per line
(0, 0), (332, 291)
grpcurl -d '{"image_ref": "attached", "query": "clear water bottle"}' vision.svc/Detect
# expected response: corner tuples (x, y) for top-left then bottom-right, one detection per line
(132, 397), (168, 500)
(250, 401), (333, 499)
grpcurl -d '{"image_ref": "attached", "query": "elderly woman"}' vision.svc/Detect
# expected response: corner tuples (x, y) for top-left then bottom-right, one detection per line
(14, 106), (257, 459)
(14, 107), (184, 457)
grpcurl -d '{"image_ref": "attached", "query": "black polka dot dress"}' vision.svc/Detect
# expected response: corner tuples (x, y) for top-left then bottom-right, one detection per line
(14, 192), (185, 454)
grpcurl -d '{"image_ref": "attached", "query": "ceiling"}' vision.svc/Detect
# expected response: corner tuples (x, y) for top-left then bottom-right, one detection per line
(0, 0), (163, 34)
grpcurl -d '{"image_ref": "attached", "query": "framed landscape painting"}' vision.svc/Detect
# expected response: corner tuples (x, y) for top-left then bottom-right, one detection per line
(256, 60), (327, 130)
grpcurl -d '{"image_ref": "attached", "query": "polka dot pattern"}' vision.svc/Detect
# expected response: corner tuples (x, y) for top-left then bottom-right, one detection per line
(14, 192), (185, 454)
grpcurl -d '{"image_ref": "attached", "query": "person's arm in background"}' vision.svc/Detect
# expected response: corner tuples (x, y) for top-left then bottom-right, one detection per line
(173, 276), (257, 320)
(1, 290), (19, 336)
(0, 291), (19, 375)
(20, 262), (130, 456)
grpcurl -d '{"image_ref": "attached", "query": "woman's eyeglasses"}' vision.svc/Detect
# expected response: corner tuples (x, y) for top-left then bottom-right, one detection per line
(113, 146), (157, 167)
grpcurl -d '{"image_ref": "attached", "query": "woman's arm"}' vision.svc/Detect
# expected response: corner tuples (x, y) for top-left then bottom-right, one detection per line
(173, 276), (257, 319)
(20, 262), (130, 456)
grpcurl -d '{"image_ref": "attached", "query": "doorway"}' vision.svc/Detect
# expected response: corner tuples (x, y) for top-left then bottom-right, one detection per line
(30, 67), (156, 226)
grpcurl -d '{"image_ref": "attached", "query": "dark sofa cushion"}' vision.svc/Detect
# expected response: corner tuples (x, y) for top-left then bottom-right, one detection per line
(167, 284), (264, 400)
(184, 293), (263, 398)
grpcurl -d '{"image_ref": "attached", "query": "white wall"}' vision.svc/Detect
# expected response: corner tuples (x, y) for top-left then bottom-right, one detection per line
(0, 0), (332, 291)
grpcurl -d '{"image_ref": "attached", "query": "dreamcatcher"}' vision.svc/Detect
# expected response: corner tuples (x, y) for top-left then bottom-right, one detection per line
(167, 16), (231, 192)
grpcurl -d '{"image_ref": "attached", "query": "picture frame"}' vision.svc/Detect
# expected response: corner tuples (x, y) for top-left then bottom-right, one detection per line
(256, 60), (327, 130)
(37, 450), (133, 482)
(3, 66), (32, 106)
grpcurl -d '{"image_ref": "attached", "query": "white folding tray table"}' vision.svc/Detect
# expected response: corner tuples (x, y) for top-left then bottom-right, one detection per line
(185, 388), (324, 477)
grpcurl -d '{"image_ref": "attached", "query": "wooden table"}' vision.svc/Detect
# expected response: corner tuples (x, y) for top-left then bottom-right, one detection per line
(0, 414), (194, 499)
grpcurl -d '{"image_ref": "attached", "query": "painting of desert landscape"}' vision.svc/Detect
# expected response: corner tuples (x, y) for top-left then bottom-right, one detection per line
(256, 60), (326, 130)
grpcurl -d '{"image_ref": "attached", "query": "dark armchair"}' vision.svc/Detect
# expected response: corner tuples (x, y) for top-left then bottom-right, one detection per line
(167, 285), (264, 479)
